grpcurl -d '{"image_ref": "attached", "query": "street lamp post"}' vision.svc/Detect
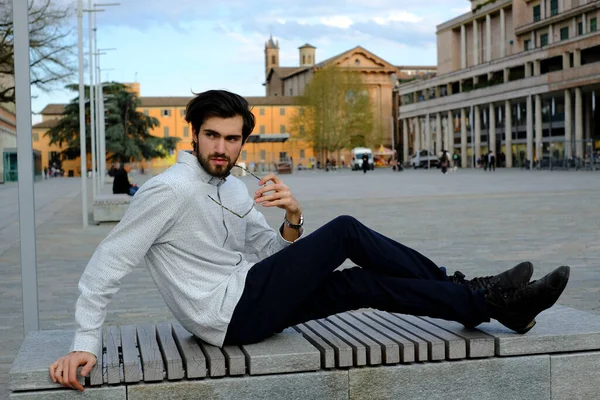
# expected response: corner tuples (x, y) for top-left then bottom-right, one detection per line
(77, 0), (88, 227)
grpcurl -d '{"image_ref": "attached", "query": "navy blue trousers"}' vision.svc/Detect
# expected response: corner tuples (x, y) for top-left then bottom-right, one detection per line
(224, 215), (490, 345)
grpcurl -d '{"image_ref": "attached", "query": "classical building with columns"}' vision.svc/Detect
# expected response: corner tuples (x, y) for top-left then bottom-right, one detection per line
(396, 0), (600, 168)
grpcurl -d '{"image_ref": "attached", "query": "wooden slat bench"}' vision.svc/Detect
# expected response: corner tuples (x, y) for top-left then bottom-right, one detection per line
(93, 194), (132, 223)
(9, 305), (600, 399)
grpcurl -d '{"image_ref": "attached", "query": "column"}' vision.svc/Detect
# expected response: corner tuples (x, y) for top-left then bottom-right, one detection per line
(461, 108), (468, 167)
(447, 110), (454, 153)
(526, 95), (533, 168)
(525, 62), (532, 78)
(534, 60), (541, 76)
(473, 19), (479, 66)
(562, 52), (570, 69)
(582, 13), (587, 34)
(535, 94), (543, 163)
(504, 67), (510, 83)
(548, 24), (554, 45)
(541, 0), (546, 19)
(564, 89), (572, 159)
(425, 114), (431, 157)
(486, 14), (492, 62)
(461, 24), (467, 69)
(574, 49), (581, 67)
(572, 17), (577, 36)
(500, 8), (506, 58)
(435, 113), (442, 154)
(414, 118), (421, 151)
(531, 31), (535, 48)
(474, 105), (481, 162)
(575, 87), (583, 157)
(505, 100), (513, 168)
(489, 104), (496, 154)
(403, 119), (409, 164)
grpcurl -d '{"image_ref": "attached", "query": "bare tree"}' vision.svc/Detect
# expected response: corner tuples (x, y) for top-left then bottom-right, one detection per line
(0, 0), (75, 104)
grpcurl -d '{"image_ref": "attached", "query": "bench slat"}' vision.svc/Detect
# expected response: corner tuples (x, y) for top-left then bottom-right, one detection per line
(421, 317), (495, 358)
(197, 340), (226, 377)
(136, 324), (164, 382)
(327, 314), (382, 365)
(104, 326), (121, 384)
(350, 312), (415, 363)
(382, 313), (446, 360)
(120, 325), (141, 383)
(156, 323), (185, 380)
(399, 314), (467, 360)
(222, 346), (246, 376)
(364, 312), (427, 362)
(89, 340), (103, 386)
(293, 324), (336, 369)
(339, 313), (400, 364)
(312, 318), (366, 366)
(171, 322), (207, 378)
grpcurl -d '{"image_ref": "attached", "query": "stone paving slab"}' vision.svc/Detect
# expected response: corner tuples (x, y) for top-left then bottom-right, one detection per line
(478, 305), (600, 356)
(10, 386), (126, 399)
(348, 355), (550, 400)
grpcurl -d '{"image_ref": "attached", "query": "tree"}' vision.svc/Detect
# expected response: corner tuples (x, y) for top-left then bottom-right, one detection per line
(290, 66), (375, 163)
(46, 82), (180, 164)
(0, 0), (75, 104)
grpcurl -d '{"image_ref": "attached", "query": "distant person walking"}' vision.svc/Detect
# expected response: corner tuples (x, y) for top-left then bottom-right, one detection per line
(362, 154), (369, 174)
(488, 151), (496, 172)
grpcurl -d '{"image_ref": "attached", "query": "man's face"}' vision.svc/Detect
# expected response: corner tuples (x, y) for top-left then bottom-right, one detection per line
(194, 116), (244, 178)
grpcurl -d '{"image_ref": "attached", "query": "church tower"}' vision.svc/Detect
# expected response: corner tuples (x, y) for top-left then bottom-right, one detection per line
(265, 35), (279, 77)
(298, 43), (316, 67)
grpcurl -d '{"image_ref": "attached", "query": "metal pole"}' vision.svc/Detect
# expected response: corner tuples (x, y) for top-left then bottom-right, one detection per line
(13, 0), (40, 334)
(88, 0), (96, 199)
(78, 0), (88, 227)
(470, 106), (475, 168)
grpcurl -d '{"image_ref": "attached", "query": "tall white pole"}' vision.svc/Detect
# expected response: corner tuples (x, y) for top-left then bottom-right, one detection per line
(78, 0), (88, 227)
(13, 0), (40, 333)
(94, 11), (103, 187)
(88, 0), (96, 199)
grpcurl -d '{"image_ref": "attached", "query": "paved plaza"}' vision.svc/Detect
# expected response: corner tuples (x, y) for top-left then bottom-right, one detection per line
(1, 167), (600, 398)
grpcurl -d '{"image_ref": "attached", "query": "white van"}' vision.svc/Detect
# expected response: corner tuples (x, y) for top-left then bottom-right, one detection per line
(351, 147), (374, 171)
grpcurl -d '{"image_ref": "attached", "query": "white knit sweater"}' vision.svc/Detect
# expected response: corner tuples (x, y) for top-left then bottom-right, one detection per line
(70, 151), (298, 359)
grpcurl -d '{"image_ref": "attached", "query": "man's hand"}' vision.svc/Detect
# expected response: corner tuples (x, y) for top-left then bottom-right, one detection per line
(49, 351), (96, 392)
(254, 173), (302, 220)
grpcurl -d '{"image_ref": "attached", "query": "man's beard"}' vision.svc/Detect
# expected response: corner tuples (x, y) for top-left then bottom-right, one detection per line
(196, 151), (237, 178)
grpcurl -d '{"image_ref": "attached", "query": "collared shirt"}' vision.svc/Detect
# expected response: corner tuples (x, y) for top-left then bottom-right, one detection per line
(70, 151), (301, 358)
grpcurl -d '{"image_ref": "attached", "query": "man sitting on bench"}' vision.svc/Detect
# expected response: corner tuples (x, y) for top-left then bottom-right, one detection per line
(49, 89), (570, 392)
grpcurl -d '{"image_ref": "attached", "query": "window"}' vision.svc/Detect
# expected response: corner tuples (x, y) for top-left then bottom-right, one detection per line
(32, 133), (39, 142)
(355, 58), (360, 66)
(180, 109), (186, 117)
(560, 27), (569, 41)
(524, 39), (532, 50)
(260, 125), (265, 134)
(241, 150), (247, 161)
(260, 149), (266, 160)
(280, 125), (286, 133)
(279, 152), (288, 161)
(183, 126), (189, 137)
(591, 18), (597, 32)
(302, 55), (306, 64)
(164, 127), (169, 137)
(162, 109), (171, 117)
(540, 33), (549, 47)
(533, 5), (541, 22)
(289, 88), (293, 95)
(300, 149), (305, 159)
(299, 125), (305, 135)
(271, 55), (276, 64)
(550, 0), (558, 16)
(280, 107), (285, 116)
(578, 21), (583, 35)
(299, 108), (305, 116)
(259, 108), (265, 116)
(143, 109), (149, 116)
(308, 55), (312, 63)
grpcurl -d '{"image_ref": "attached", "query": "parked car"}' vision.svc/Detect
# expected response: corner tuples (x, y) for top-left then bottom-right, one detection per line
(410, 150), (439, 169)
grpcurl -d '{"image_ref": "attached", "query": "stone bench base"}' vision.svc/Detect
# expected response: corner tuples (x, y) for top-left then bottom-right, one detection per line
(9, 306), (600, 399)
(93, 194), (131, 223)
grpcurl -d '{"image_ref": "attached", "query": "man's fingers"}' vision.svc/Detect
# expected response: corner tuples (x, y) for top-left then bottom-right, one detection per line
(68, 359), (83, 391)
(81, 358), (95, 377)
(49, 361), (58, 382)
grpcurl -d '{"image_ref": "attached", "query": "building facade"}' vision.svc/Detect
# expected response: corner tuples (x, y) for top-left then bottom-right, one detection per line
(0, 104), (17, 181)
(396, 0), (600, 168)
(265, 37), (436, 150)
(33, 94), (316, 176)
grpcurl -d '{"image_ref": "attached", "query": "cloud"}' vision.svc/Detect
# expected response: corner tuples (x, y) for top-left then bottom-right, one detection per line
(320, 15), (353, 29)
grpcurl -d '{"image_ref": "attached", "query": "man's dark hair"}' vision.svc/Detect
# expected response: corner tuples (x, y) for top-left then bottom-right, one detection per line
(185, 90), (255, 143)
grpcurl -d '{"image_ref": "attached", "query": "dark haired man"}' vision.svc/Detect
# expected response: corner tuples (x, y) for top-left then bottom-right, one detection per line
(50, 90), (570, 392)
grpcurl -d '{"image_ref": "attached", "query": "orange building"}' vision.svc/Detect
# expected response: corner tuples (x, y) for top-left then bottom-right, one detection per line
(33, 93), (315, 176)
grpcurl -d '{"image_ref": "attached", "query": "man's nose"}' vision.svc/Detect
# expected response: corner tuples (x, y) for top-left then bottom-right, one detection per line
(215, 138), (226, 153)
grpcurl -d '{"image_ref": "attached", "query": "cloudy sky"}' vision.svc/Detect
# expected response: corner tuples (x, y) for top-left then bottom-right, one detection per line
(31, 0), (471, 122)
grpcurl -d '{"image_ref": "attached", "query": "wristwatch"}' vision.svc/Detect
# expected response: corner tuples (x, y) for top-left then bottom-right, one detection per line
(284, 213), (304, 229)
